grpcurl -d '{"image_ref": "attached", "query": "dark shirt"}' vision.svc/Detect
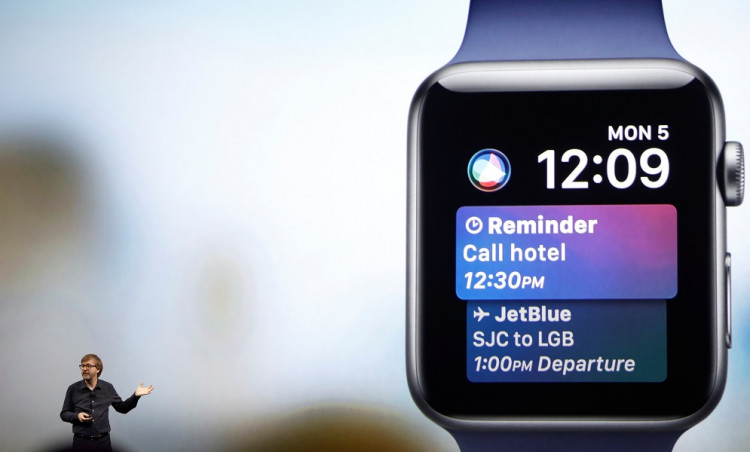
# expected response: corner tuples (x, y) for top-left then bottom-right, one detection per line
(60, 379), (140, 435)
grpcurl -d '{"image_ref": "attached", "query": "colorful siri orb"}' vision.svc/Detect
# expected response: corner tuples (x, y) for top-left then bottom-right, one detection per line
(467, 148), (511, 192)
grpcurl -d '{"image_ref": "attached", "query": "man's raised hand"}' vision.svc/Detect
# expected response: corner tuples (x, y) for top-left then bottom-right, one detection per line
(135, 382), (154, 397)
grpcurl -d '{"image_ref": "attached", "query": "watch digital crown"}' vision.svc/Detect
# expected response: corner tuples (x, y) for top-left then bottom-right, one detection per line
(721, 141), (745, 207)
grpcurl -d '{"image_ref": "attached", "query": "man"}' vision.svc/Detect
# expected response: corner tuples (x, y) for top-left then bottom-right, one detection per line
(60, 354), (154, 452)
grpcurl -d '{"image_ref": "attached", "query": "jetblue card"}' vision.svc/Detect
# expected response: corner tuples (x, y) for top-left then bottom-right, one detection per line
(455, 205), (677, 300)
(466, 300), (667, 382)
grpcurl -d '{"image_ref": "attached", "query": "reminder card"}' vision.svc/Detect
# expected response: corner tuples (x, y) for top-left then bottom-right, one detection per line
(455, 204), (677, 300)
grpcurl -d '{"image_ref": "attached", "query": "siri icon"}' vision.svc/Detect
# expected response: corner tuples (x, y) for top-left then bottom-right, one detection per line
(467, 148), (511, 192)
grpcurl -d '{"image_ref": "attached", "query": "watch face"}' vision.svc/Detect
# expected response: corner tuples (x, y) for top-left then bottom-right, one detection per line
(408, 61), (725, 420)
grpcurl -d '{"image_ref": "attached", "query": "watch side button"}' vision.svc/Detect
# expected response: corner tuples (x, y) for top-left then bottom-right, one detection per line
(725, 252), (733, 349)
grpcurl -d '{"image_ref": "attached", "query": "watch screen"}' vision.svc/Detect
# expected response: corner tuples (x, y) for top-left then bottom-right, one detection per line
(414, 67), (718, 417)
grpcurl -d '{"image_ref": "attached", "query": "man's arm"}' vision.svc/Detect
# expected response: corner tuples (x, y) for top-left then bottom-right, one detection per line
(111, 382), (154, 414)
(60, 386), (81, 424)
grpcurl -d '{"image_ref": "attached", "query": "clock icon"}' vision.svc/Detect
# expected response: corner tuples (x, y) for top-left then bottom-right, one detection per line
(465, 216), (483, 234)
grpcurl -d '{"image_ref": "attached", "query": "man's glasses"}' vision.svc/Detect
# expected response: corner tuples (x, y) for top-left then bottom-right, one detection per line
(79, 364), (97, 369)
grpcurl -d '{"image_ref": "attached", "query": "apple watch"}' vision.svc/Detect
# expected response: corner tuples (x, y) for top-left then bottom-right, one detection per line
(406, 1), (745, 451)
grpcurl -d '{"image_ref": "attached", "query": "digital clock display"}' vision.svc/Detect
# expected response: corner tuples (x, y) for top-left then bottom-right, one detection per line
(412, 62), (718, 416)
(537, 145), (670, 189)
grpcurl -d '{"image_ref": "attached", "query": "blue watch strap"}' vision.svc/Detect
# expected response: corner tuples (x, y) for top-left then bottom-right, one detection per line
(450, 0), (681, 64)
(451, 430), (682, 452)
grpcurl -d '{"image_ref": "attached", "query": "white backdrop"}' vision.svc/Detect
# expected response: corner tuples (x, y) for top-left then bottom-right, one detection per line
(0, 1), (748, 451)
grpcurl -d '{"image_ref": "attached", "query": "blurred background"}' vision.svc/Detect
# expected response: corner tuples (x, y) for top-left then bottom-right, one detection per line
(0, 1), (748, 451)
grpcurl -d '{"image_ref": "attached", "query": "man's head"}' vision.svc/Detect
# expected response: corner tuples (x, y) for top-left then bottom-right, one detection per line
(80, 353), (102, 381)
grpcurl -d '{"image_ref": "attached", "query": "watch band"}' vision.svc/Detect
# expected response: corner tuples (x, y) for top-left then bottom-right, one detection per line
(450, 430), (683, 452)
(450, 0), (681, 64)
(448, 1), (683, 451)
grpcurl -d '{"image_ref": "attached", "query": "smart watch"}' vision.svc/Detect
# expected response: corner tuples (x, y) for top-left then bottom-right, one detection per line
(406, 1), (745, 451)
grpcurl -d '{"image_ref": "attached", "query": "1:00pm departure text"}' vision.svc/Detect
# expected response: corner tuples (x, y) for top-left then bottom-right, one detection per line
(474, 355), (636, 375)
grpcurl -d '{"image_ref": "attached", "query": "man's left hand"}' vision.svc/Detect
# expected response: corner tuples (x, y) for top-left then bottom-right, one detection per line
(135, 382), (155, 397)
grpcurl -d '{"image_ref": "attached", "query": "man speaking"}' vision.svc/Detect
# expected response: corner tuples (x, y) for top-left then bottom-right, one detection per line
(60, 354), (154, 451)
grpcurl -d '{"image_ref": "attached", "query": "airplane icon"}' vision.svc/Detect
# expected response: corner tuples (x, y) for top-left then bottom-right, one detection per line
(473, 306), (490, 322)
